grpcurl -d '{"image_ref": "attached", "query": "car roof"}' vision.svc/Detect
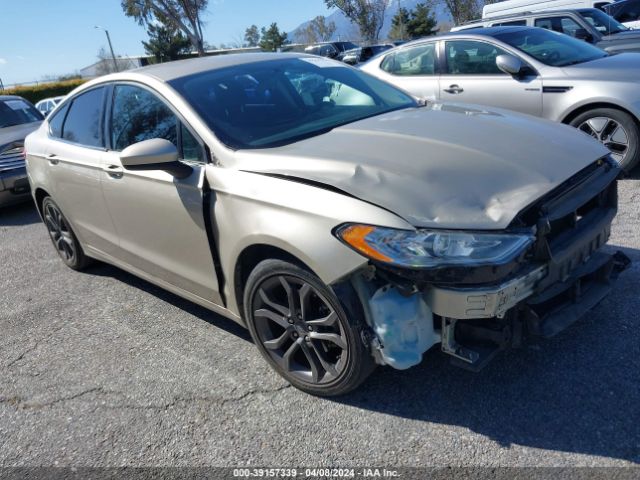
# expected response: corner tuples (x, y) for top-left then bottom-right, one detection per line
(0, 95), (26, 101)
(399, 25), (531, 46)
(130, 52), (313, 82)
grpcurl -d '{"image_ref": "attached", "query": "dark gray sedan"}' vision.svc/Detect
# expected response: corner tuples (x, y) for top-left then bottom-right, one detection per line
(0, 95), (43, 207)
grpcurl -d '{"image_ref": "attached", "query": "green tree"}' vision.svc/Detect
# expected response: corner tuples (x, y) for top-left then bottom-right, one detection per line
(388, 7), (411, 41)
(295, 16), (337, 44)
(440, 0), (482, 26)
(142, 20), (191, 62)
(325, 0), (387, 42)
(121, 0), (208, 56)
(259, 23), (288, 51)
(244, 24), (260, 47)
(406, 3), (437, 38)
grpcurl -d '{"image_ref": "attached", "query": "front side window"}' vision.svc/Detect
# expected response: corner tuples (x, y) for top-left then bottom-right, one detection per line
(578, 8), (628, 34)
(534, 16), (582, 36)
(110, 85), (177, 151)
(169, 57), (416, 149)
(61, 87), (105, 147)
(380, 43), (437, 76)
(494, 27), (608, 66)
(0, 98), (43, 128)
(445, 40), (508, 75)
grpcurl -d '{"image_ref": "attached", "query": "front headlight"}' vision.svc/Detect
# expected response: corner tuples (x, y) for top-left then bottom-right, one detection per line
(335, 224), (534, 268)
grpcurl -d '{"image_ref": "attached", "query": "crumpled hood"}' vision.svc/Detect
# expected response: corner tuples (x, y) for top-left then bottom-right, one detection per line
(562, 52), (640, 80)
(0, 122), (41, 151)
(235, 103), (609, 230)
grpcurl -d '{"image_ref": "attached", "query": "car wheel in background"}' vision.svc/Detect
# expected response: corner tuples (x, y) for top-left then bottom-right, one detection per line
(570, 108), (640, 173)
(42, 197), (91, 271)
(243, 259), (375, 396)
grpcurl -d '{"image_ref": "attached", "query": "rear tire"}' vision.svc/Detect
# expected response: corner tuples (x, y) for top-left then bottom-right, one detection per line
(42, 197), (91, 271)
(569, 108), (640, 173)
(243, 259), (375, 396)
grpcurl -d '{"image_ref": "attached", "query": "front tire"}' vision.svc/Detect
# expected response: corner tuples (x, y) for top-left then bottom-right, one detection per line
(243, 259), (375, 396)
(570, 108), (640, 173)
(42, 197), (91, 271)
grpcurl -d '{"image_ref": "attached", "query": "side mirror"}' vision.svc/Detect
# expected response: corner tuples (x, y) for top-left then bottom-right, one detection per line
(496, 54), (524, 76)
(120, 138), (192, 179)
(574, 28), (594, 42)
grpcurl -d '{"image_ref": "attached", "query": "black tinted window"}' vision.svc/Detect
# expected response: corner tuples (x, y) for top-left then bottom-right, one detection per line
(0, 98), (42, 128)
(111, 85), (177, 151)
(62, 88), (105, 147)
(48, 103), (70, 138)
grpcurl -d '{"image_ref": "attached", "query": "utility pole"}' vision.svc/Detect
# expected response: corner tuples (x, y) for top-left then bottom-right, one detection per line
(95, 26), (118, 72)
(398, 0), (405, 40)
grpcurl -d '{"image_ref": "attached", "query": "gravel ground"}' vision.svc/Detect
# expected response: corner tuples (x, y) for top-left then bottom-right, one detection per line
(0, 178), (638, 468)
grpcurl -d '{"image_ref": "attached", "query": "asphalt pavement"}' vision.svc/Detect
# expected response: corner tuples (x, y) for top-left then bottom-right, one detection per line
(1, 178), (639, 468)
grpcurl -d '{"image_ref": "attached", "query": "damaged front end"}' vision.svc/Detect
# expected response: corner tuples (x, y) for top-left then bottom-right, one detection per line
(341, 158), (631, 371)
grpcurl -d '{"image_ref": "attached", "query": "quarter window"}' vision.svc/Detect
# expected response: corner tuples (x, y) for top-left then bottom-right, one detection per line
(61, 87), (106, 147)
(180, 124), (203, 162)
(445, 40), (508, 75)
(380, 43), (436, 76)
(48, 102), (70, 138)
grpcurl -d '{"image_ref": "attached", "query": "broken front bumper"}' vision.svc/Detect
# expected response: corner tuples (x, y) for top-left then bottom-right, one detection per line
(356, 160), (630, 371)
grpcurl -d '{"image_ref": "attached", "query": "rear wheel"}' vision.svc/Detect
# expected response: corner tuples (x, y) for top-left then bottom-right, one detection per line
(243, 259), (375, 396)
(42, 197), (91, 271)
(570, 108), (640, 173)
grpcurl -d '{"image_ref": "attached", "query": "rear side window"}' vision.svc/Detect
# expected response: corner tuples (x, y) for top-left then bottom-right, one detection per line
(492, 20), (526, 26)
(110, 84), (177, 151)
(381, 43), (437, 76)
(61, 87), (106, 147)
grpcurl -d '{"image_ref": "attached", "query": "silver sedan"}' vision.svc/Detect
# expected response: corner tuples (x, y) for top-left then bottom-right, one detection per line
(361, 26), (640, 172)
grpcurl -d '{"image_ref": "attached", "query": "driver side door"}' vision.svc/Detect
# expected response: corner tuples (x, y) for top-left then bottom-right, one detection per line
(439, 39), (543, 117)
(100, 83), (222, 305)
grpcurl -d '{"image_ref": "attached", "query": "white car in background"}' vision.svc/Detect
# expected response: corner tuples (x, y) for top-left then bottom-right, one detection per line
(35, 96), (65, 117)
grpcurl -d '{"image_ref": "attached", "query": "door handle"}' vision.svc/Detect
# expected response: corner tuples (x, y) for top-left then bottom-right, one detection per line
(47, 153), (59, 165)
(443, 84), (464, 94)
(104, 165), (124, 179)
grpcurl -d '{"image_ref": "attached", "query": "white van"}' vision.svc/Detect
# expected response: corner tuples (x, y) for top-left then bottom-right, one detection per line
(482, 0), (613, 19)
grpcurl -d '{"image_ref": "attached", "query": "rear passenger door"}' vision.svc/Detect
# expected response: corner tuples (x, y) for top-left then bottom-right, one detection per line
(45, 86), (119, 255)
(439, 39), (542, 117)
(100, 83), (222, 305)
(377, 42), (440, 100)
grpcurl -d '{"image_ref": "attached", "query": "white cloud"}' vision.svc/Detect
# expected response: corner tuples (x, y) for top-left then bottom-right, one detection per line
(0, 58), (7, 65)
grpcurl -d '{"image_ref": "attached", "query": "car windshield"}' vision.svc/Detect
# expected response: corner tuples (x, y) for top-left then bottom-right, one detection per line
(578, 8), (628, 35)
(494, 28), (608, 67)
(0, 98), (43, 128)
(169, 57), (417, 149)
